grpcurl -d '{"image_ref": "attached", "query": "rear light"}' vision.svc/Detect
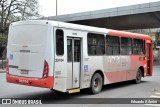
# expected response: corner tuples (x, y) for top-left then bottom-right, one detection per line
(6, 58), (9, 74)
(42, 60), (49, 78)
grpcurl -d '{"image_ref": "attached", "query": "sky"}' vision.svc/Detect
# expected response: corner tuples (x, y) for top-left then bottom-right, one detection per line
(38, 0), (160, 17)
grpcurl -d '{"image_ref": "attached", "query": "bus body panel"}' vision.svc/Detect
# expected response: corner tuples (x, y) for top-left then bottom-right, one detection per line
(81, 32), (91, 89)
(6, 21), (58, 89)
(104, 56), (130, 83)
(6, 74), (53, 88)
(53, 28), (90, 92)
(7, 24), (48, 78)
(45, 23), (55, 79)
(53, 29), (67, 92)
(107, 30), (152, 79)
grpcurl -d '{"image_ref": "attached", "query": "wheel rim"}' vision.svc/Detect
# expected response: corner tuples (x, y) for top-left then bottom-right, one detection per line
(93, 78), (100, 89)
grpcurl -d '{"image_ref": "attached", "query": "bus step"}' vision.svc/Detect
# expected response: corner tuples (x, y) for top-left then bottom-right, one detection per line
(68, 88), (80, 94)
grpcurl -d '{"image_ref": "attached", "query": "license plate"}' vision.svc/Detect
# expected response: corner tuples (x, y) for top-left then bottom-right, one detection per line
(20, 70), (29, 74)
(18, 79), (29, 84)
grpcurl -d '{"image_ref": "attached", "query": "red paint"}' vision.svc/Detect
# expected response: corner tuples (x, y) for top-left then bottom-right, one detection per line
(6, 58), (9, 74)
(6, 74), (53, 89)
(105, 71), (127, 83)
(108, 30), (151, 40)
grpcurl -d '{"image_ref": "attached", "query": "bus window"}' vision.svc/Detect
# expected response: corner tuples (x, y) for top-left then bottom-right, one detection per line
(143, 40), (146, 55)
(67, 39), (72, 62)
(56, 29), (64, 55)
(106, 35), (120, 55)
(133, 39), (144, 55)
(87, 33), (105, 55)
(74, 40), (81, 62)
(121, 37), (132, 55)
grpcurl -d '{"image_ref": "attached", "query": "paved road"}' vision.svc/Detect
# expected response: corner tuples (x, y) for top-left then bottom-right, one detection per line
(0, 66), (160, 107)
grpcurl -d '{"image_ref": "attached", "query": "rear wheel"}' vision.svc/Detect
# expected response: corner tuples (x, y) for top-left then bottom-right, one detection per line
(134, 69), (142, 84)
(90, 73), (103, 94)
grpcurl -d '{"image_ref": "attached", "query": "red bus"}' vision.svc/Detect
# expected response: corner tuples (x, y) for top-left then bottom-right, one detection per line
(6, 20), (153, 94)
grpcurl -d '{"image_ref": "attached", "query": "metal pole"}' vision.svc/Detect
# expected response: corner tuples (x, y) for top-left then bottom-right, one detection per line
(56, 0), (57, 16)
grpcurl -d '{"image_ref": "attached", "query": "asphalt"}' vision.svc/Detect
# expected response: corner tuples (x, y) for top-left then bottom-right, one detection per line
(0, 66), (160, 107)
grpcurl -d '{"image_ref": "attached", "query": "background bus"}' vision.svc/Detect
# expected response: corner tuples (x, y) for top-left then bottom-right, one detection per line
(6, 20), (153, 94)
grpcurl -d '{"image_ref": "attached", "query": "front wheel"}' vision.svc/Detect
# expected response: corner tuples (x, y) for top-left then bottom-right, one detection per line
(90, 73), (103, 94)
(134, 69), (142, 84)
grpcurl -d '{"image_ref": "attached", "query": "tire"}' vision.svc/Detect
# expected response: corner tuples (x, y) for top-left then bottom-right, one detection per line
(90, 73), (103, 94)
(134, 69), (142, 84)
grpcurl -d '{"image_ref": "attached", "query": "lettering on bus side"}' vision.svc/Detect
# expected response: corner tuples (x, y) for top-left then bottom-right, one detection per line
(55, 71), (61, 75)
(108, 56), (121, 65)
(55, 59), (64, 62)
(72, 32), (77, 35)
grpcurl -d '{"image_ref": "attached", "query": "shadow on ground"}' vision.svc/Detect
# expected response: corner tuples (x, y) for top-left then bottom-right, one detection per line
(7, 80), (149, 104)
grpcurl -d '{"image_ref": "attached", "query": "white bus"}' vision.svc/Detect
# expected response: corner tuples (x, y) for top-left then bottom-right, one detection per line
(6, 20), (153, 94)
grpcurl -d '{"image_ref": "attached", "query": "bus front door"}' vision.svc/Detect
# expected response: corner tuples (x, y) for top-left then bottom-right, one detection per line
(67, 38), (81, 89)
(146, 43), (152, 75)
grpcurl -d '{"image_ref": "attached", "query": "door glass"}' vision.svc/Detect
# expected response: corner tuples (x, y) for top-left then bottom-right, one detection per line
(147, 44), (151, 74)
(147, 44), (150, 59)
(74, 40), (81, 62)
(67, 39), (72, 62)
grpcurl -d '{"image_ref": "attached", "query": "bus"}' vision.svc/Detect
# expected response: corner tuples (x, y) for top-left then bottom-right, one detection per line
(6, 20), (153, 94)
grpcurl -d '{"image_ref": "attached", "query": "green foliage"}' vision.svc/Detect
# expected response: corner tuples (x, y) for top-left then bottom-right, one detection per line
(0, 33), (8, 47)
(0, 0), (42, 50)
(0, 0), (42, 33)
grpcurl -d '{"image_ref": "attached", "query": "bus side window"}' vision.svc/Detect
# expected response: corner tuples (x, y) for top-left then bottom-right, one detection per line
(133, 39), (144, 55)
(106, 35), (120, 55)
(143, 40), (146, 55)
(87, 33), (105, 56)
(121, 37), (132, 55)
(56, 29), (64, 56)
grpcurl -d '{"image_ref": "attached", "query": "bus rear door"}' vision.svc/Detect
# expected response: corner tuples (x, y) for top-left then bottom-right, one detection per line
(146, 40), (153, 76)
(67, 38), (81, 91)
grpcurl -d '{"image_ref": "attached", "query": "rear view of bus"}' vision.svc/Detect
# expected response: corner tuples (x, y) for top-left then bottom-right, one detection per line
(6, 21), (53, 89)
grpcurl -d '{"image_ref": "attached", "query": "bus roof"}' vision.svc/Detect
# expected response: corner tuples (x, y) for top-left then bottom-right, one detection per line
(11, 20), (108, 34)
(108, 29), (151, 40)
(10, 20), (152, 40)
(52, 21), (108, 34)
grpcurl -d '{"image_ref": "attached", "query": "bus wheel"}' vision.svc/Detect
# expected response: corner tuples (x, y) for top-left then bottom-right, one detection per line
(90, 73), (103, 94)
(134, 69), (142, 84)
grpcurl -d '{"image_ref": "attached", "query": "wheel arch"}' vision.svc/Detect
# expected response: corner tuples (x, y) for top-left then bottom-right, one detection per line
(139, 66), (144, 78)
(91, 70), (104, 85)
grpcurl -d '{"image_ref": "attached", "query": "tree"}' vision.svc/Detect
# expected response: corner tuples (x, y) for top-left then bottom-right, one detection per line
(0, 0), (40, 33)
(0, 33), (7, 46)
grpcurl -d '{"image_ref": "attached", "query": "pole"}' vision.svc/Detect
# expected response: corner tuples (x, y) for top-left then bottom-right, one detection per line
(56, 0), (57, 16)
